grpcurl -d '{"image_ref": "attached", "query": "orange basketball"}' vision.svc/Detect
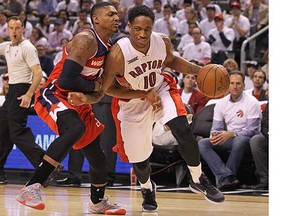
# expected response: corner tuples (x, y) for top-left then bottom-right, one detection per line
(197, 64), (230, 98)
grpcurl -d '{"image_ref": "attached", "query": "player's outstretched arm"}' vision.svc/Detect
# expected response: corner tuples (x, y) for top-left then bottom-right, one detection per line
(161, 34), (202, 75)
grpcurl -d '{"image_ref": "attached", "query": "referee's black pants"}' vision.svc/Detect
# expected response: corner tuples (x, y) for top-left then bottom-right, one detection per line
(0, 84), (45, 175)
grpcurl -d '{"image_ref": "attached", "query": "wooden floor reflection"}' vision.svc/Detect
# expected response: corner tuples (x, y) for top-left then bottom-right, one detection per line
(0, 184), (268, 216)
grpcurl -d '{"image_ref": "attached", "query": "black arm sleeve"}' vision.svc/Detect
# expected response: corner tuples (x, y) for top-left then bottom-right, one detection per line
(219, 32), (232, 47)
(207, 34), (216, 45)
(58, 59), (95, 92)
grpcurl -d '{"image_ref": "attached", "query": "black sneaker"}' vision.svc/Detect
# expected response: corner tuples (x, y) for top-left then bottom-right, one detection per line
(56, 177), (81, 187)
(43, 164), (64, 187)
(0, 175), (7, 185)
(189, 173), (225, 203)
(141, 181), (158, 212)
(217, 175), (240, 191)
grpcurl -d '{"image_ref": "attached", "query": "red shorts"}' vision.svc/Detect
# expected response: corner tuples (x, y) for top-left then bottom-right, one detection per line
(34, 83), (104, 150)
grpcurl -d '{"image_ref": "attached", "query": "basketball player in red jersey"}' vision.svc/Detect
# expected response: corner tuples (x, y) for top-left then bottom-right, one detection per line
(69, 5), (225, 212)
(16, 2), (126, 215)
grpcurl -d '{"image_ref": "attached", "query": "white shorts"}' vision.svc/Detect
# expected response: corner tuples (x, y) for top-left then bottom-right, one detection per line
(112, 77), (186, 163)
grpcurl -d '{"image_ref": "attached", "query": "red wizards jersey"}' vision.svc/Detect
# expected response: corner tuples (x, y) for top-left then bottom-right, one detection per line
(47, 28), (112, 94)
(34, 28), (112, 149)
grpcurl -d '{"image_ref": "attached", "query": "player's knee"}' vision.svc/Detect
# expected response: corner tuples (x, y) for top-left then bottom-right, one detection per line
(167, 116), (192, 141)
(57, 110), (86, 139)
(172, 124), (192, 143)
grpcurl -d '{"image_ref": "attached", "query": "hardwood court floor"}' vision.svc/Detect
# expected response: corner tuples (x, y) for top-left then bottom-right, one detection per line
(0, 184), (268, 216)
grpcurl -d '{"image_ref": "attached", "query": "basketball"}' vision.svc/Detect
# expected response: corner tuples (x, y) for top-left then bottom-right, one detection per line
(197, 64), (230, 98)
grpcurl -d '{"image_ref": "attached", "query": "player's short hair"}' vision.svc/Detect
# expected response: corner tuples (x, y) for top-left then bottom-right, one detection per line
(90, 2), (113, 24)
(128, 5), (155, 24)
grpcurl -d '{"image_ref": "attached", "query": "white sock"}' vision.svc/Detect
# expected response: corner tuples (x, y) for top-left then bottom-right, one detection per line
(140, 177), (153, 191)
(188, 163), (202, 183)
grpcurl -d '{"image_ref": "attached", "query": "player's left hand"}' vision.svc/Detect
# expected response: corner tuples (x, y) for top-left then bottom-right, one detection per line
(68, 92), (87, 106)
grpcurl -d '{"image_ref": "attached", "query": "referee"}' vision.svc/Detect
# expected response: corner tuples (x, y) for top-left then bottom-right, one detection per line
(0, 16), (45, 184)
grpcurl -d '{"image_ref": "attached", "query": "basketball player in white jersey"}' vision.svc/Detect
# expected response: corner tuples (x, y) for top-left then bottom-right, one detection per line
(68, 5), (225, 212)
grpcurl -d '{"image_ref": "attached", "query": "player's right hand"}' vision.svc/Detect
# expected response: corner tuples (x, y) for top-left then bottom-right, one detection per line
(67, 92), (87, 106)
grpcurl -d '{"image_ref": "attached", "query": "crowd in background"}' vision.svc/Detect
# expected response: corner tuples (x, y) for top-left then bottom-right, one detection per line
(0, 0), (269, 79)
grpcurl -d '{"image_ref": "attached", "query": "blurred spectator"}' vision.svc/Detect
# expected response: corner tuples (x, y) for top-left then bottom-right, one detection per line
(25, 0), (40, 16)
(152, 0), (164, 21)
(238, 0), (251, 11)
(29, 27), (48, 47)
(182, 27), (211, 65)
(226, 1), (250, 66)
(169, 0), (186, 12)
(198, 71), (262, 191)
(244, 60), (259, 90)
(0, 11), (9, 42)
(55, 0), (79, 16)
(47, 18), (73, 54)
(18, 10), (33, 39)
(175, 0), (193, 22)
(117, 7), (129, 34)
(245, 70), (267, 101)
(81, 0), (93, 13)
(72, 9), (91, 36)
(108, 0), (121, 10)
(198, 0), (221, 21)
(0, 73), (9, 107)
(35, 13), (55, 39)
(223, 58), (239, 72)
(199, 4), (216, 40)
(153, 4), (178, 39)
(56, 9), (71, 31)
(243, 0), (268, 57)
(261, 49), (268, 80)
(176, 7), (198, 37)
(179, 73), (210, 114)
(0, 2), (6, 11)
(125, 0), (146, 22)
(53, 37), (70, 65)
(243, 0), (268, 32)
(38, 0), (57, 16)
(249, 85), (268, 190)
(177, 22), (199, 54)
(0, 72), (9, 96)
(36, 44), (54, 76)
(207, 14), (235, 64)
(6, 0), (24, 16)
(119, 0), (135, 12)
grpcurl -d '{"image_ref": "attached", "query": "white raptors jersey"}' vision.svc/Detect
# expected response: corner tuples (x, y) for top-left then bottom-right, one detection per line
(116, 32), (166, 91)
